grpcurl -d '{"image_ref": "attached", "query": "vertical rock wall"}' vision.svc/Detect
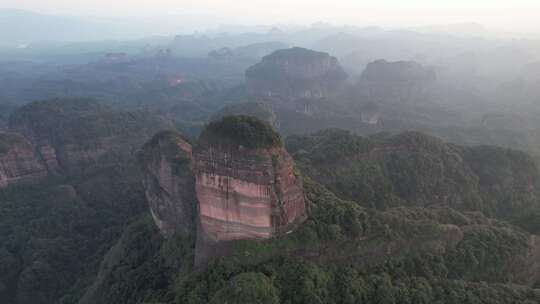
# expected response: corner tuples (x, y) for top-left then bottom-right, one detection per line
(0, 133), (48, 188)
(194, 146), (306, 242)
(139, 131), (197, 237)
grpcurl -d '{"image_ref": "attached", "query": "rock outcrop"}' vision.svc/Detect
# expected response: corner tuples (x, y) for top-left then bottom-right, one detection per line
(0, 132), (48, 187)
(359, 60), (436, 103)
(246, 47), (347, 99)
(139, 131), (196, 237)
(9, 98), (172, 173)
(194, 116), (306, 263)
(140, 116), (307, 264)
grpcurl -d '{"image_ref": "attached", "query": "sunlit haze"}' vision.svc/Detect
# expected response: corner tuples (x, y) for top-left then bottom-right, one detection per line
(4, 0), (540, 32)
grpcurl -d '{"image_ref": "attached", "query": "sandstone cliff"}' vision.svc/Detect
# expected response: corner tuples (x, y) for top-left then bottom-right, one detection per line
(194, 142), (306, 241)
(139, 131), (196, 237)
(9, 98), (172, 173)
(194, 116), (306, 264)
(140, 116), (307, 264)
(0, 132), (47, 187)
(246, 47), (347, 99)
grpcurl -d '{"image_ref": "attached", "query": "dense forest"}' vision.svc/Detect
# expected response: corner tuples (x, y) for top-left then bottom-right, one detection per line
(2, 9), (540, 303)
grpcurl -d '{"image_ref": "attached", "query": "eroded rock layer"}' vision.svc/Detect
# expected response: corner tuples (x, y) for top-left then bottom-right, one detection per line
(9, 98), (172, 173)
(0, 132), (48, 187)
(139, 131), (196, 237)
(140, 116), (307, 265)
(194, 145), (306, 242)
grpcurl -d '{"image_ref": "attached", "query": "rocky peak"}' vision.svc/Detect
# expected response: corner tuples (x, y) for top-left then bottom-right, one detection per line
(139, 131), (196, 237)
(246, 47), (347, 99)
(358, 60), (436, 103)
(140, 116), (306, 264)
(195, 116), (305, 241)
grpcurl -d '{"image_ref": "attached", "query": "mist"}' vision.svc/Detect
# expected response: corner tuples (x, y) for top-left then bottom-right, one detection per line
(3, 0), (540, 43)
(3, 1), (540, 304)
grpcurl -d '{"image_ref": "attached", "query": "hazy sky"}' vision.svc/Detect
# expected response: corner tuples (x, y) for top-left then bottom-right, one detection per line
(4, 0), (540, 31)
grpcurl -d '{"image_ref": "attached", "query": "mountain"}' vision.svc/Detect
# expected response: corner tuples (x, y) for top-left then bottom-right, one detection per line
(286, 129), (540, 232)
(82, 130), (540, 302)
(0, 132), (47, 187)
(0, 9), (237, 47)
(0, 99), (169, 304)
(2, 106), (540, 303)
(246, 47), (348, 99)
(8, 97), (173, 173)
(139, 116), (307, 265)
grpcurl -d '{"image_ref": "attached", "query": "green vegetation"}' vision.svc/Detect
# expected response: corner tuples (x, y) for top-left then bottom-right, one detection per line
(199, 115), (282, 149)
(209, 272), (279, 304)
(212, 101), (277, 127)
(2, 116), (540, 304)
(170, 178), (539, 304)
(78, 218), (194, 304)
(138, 130), (192, 173)
(286, 129), (540, 232)
(0, 165), (147, 304)
(9, 97), (172, 146)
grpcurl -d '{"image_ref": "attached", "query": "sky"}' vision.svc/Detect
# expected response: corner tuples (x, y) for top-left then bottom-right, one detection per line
(3, 0), (540, 31)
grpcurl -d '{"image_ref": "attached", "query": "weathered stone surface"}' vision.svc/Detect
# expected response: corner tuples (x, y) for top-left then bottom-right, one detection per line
(9, 98), (172, 173)
(0, 132), (48, 188)
(140, 116), (307, 265)
(139, 131), (196, 238)
(246, 47), (347, 99)
(194, 145), (306, 242)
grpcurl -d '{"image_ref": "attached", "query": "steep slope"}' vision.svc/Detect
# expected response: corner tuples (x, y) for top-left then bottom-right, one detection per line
(195, 116), (306, 244)
(9, 98), (172, 173)
(246, 47), (347, 99)
(81, 177), (540, 304)
(138, 116), (307, 265)
(358, 59), (436, 103)
(0, 164), (148, 304)
(0, 132), (47, 187)
(286, 129), (540, 227)
(138, 131), (197, 237)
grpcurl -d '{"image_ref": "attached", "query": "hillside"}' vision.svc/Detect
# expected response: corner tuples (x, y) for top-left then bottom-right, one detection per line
(9, 97), (173, 172)
(78, 124), (540, 304)
(286, 129), (540, 232)
(78, 177), (540, 304)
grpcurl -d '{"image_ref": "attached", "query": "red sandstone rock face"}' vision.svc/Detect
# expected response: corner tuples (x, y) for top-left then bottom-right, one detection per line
(8, 98), (173, 174)
(139, 132), (197, 237)
(140, 128), (306, 265)
(0, 133), (48, 188)
(194, 145), (306, 242)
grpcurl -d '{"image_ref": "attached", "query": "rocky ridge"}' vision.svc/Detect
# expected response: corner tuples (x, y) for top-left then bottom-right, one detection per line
(7, 98), (172, 174)
(139, 131), (197, 237)
(246, 47), (347, 99)
(358, 60), (436, 103)
(139, 116), (307, 264)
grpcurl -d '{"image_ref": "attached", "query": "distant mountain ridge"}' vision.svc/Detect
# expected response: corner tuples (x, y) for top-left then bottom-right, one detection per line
(0, 9), (231, 45)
